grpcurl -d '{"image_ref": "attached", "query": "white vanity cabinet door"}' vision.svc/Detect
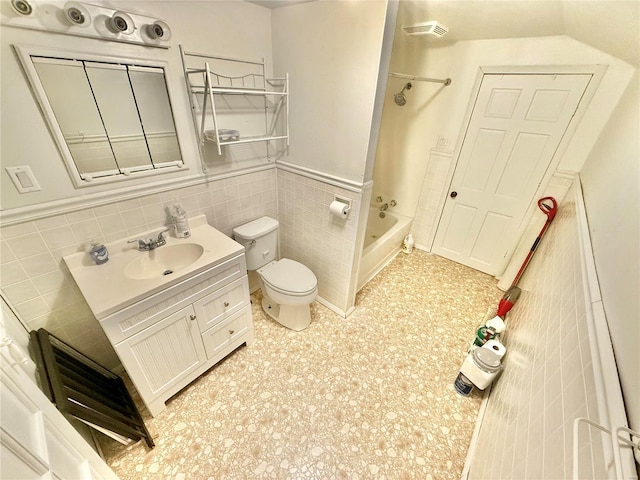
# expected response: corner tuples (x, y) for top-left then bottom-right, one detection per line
(114, 305), (206, 411)
(201, 306), (253, 360)
(193, 276), (250, 333)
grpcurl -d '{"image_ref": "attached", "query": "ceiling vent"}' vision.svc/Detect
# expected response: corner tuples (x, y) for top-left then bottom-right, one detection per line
(402, 21), (448, 38)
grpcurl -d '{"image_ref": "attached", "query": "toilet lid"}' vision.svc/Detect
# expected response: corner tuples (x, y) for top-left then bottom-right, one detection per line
(260, 259), (317, 295)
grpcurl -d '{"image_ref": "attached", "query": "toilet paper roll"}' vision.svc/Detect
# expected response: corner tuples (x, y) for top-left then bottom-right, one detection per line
(329, 200), (349, 218)
(482, 339), (506, 359)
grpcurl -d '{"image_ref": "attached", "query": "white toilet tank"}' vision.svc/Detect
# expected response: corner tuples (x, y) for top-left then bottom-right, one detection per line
(233, 216), (279, 270)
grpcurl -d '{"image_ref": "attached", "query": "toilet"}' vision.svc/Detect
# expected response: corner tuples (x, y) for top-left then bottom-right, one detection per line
(233, 217), (317, 331)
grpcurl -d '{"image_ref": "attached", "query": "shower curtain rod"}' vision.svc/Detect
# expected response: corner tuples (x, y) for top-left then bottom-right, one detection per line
(389, 72), (452, 86)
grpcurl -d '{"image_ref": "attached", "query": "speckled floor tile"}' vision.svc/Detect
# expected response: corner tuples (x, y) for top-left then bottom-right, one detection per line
(99, 250), (501, 479)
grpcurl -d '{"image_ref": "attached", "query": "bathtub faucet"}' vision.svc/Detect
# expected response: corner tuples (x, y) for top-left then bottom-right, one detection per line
(380, 203), (389, 211)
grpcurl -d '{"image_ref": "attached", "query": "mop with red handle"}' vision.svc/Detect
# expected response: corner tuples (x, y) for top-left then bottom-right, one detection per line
(496, 196), (558, 318)
(470, 196), (560, 348)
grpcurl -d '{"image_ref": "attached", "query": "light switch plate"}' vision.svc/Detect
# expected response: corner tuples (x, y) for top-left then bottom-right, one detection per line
(6, 166), (41, 193)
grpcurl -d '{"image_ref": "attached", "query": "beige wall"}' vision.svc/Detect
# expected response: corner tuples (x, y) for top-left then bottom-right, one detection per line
(271, 0), (389, 184)
(0, 0), (272, 212)
(375, 35), (635, 222)
(0, 0), (390, 366)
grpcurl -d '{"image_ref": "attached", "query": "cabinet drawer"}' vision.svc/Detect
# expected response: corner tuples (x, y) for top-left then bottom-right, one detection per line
(193, 276), (249, 333)
(101, 254), (246, 344)
(201, 306), (252, 360)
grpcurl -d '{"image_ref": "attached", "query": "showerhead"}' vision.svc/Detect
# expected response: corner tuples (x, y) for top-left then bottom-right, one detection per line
(394, 82), (412, 106)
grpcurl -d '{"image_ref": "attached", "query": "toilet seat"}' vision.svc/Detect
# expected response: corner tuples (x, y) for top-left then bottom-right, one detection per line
(259, 259), (317, 296)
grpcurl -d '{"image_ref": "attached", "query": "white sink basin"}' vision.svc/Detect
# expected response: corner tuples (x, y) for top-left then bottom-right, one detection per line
(63, 215), (245, 319)
(124, 244), (205, 280)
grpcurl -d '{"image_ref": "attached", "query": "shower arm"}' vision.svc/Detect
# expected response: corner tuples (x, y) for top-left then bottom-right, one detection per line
(389, 72), (452, 86)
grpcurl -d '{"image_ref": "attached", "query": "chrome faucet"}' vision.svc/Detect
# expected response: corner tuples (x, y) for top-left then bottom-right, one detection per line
(128, 229), (169, 251)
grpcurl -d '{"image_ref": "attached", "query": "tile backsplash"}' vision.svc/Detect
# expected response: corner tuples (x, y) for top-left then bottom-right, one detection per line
(1, 166), (364, 368)
(0, 168), (277, 368)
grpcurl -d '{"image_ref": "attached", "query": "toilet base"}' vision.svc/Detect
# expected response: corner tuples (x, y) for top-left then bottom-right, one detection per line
(261, 295), (311, 331)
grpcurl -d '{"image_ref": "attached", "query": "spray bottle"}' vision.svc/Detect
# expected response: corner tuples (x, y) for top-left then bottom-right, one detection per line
(403, 234), (415, 253)
(171, 204), (190, 238)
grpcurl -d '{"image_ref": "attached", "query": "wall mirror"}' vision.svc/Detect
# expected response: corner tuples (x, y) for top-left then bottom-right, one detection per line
(15, 45), (184, 188)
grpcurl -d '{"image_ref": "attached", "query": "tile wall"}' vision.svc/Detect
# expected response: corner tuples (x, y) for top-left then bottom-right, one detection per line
(467, 184), (608, 479)
(0, 168), (277, 368)
(276, 169), (362, 315)
(411, 149), (453, 251)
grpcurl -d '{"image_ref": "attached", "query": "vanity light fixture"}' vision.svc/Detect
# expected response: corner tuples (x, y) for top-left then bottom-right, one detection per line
(109, 11), (135, 35)
(10, 0), (33, 16)
(146, 20), (171, 41)
(64, 2), (91, 27)
(2, 1), (171, 48)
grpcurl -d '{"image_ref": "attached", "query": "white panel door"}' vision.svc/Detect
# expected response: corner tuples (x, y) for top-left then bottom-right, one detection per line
(433, 73), (591, 274)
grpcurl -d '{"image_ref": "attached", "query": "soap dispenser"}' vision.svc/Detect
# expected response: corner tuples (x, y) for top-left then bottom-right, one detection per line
(172, 204), (191, 238)
(89, 242), (109, 265)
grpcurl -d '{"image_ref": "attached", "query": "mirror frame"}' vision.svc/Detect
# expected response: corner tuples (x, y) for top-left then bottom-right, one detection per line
(14, 44), (186, 188)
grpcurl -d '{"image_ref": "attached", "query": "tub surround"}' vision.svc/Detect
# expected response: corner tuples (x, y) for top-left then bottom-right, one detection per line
(100, 251), (502, 479)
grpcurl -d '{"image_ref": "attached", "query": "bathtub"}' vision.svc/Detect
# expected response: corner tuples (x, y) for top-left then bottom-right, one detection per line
(357, 207), (412, 290)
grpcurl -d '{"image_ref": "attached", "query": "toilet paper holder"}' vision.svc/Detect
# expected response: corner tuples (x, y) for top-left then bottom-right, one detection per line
(331, 195), (352, 216)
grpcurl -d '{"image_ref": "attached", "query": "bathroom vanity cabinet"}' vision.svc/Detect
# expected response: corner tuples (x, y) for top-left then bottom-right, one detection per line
(100, 254), (252, 416)
(63, 216), (253, 417)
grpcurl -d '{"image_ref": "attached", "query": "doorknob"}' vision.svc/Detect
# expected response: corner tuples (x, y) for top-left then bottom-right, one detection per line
(450, 191), (458, 198)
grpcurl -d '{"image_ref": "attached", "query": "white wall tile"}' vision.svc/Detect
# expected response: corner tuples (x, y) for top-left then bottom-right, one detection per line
(65, 209), (95, 224)
(31, 270), (68, 295)
(2, 280), (39, 304)
(0, 168), (278, 368)
(18, 253), (59, 278)
(40, 225), (77, 251)
(34, 214), (67, 231)
(116, 198), (142, 212)
(277, 169), (362, 313)
(0, 240), (16, 264)
(0, 261), (29, 287)
(69, 218), (102, 244)
(0, 221), (37, 239)
(5, 233), (47, 259)
(14, 297), (50, 321)
(95, 214), (127, 236)
(468, 185), (608, 479)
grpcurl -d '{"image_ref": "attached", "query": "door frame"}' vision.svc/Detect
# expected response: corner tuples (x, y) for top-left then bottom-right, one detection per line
(431, 64), (606, 276)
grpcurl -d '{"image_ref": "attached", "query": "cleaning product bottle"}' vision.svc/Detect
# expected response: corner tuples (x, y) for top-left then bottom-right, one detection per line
(89, 242), (109, 265)
(172, 204), (190, 238)
(402, 234), (414, 253)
